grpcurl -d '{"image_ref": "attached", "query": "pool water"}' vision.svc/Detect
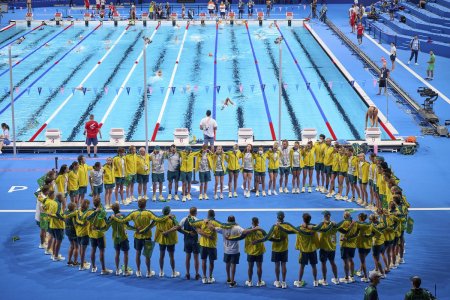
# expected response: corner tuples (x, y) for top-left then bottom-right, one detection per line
(0, 21), (388, 142)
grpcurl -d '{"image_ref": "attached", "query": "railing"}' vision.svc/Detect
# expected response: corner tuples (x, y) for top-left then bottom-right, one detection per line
(363, 17), (398, 46)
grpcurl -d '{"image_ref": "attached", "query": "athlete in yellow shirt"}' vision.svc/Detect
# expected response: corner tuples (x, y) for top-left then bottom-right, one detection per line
(125, 145), (138, 203)
(136, 147), (151, 201)
(358, 153), (370, 207)
(113, 148), (127, 205)
(180, 146), (200, 202)
(68, 162), (80, 205)
(302, 141), (315, 193)
(225, 144), (242, 198)
(266, 142), (281, 196)
(336, 147), (349, 201)
(47, 193), (66, 262)
(314, 134), (327, 192)
(322, 138), (334, 194)
(347, 147), (361, 202)
(254, 146), (268, 197)
(55, 165), (69, 199)
(103, 157), (115, 209)
(77, 155), (93, 202)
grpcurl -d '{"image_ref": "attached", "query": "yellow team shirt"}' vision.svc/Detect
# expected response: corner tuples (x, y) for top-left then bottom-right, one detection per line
(117, 209), (169, 240)
(83, 209), (107, 239)
(339, 155), (349, 173)
(154, 218), (179, 245)
(323, 146), (335, 166)
(55, 174), (68, 194)
(358, 161), (370, 183)
(266, 149), (281, 169)
(314, 142), (327, 163)
(113, 155), (126, 178)
(125, 153), (138, 175)
(75, 209), (90, 237)
(244, 229), (266, 256)
(266, 223), (290, 253)
(78, 163), (93, 187)
(68, 170), (79, 191)
(225, 150), (242, 171)
(211, 153), (226, 172)
(349, 156), (359, 176)
(103, 164), (115, 185)
(136, 154), (151, 175)
(302, 148), (315, 167)
(191, 219), (229, 248)
(253, 152), (268, 173)
(180, 151), (199, 172)
(331, 152), (340, 172)
(48, 201), (65, 229)
(356, 222), (372, 249)
(318, 222), (339, 251)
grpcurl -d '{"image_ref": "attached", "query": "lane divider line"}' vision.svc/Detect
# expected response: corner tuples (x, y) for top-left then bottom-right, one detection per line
(151, 22), (190, 142)
(0, 23), (16, 32)
(212, 21), (219, 119)
(0, 23), (44, 52)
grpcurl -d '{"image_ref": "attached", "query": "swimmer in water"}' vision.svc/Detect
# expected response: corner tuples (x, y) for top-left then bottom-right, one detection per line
(208, 52), (213, 57)
(143, 36), (152, 44)
(221, 97), (235, 110)
(79, 35), (84, 40)
(16, 36), (25, 44)
(67, 39), (73, 45)
(269, 22), (274, 28)
(365, 106), (379, 129)
(156, 70), (162, 77)
(75, 85), (92, 91)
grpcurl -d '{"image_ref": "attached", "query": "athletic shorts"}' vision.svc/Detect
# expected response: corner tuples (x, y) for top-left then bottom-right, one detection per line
(299, 251), (318, 265)
(77, 235), (89, 246)
(348, 174), (357, 184)
(358, 248), (371, 256)
(372, 244), (385, 258)
(379, 79), (386, 88)
(223, 253), (240, 264)
(393, 236), (399, 245)
(180, 171), (192, 183)
(69, 190), (79, 197)
(357, 33), (363, 39)
(271, 250), (288, 263)
(203, 135), (215, 146)
(90, 237), (106, 249)
(134, 238), (151, 252)
(279, 167), (290, 175)
(86, 137), (98, 146)
(331, 170), (339, 176)
(114, 239), (130, 252)
(115, 177), (125, 185)
(324, 165), (332, 175)
(304, 166), (314, 170)
(152, 173), (164, 183)
(137, 174), (149, 184)
(128, 174), (137, 184)
(243, 169), (253, 174)
(78, 186), (87, 195)
(228, 169), (239, 174)
(291, 166), (301, 172)
(104, 183), (115, 190)
(268, 168), (278, 173)
(199, 171), (211, 183)
(315, 163), (324, 172)
(247, 254), (263, 263)
(67, 235), (77, 242)
(208, 9), (214, 14)
(340, 247), (356, 259)
(339, 171), (347, 177)
(159, 244), (175, 253)
(93, 185), (103, 195)
(319, 249), (336, 262)
(220, 12), (225, 17)
(167, 170), (180, 182)
(184, 240), (200, 254)
(255, 171), (266, 177)
(200, 246), (217, 260)
(390, 54), (396, 62)
(51, 228), (64, 241)
(214, 171), (225, 177)
(384, 239), (394, 247)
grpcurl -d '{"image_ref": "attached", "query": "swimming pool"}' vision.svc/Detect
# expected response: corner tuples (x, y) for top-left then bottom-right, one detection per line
(0, 21), (390, 142)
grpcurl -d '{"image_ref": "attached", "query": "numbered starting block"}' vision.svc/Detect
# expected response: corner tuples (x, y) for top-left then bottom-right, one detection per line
(173, 128), (189, 146)
(26, 12), (33, 27)
(109, 128), (125, 145)
(301, 128), (317, 144)
(142, 12), (149, 26)
(55, 12), (62, 25)
(200, 12), (206, 25)
(258, 11), (264, 26)
(238, 128), (254, 146)
(113, 11), (120, 26)
(45, 129), (62, 145)
(365, 127), (381, 144)
(84, 12), (91, 26)
(171, 13), (177, 26)
(286, 12), (293, 26)
(229, 12), (235, 25)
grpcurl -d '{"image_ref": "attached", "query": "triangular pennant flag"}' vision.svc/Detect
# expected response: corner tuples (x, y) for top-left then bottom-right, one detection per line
(160, 87), (165, 94)
(239, 84), (243, 93)
(295, 84), (299, 91)
(273, 84), (277, 92)
(60, 86), (64, 94)
(104, 86), (109, 94)
(37, 87), (42, 95)
(171, 86), (176, 94)
(283, 83), (288, 90)
(318, 82), (322, 90)
(15, 87), (19, 94)
(250, 85), (255, 92)
(350, 80), (355, 87)
(93, 87), (98, 94)
(72, 87), (76, 94)
(138, 87), (142, 95)
(306, 82), (310, 90)
(216, 85), (221, 93)
(126, 87), (131, 95)
(227, 85), (232, 93)
(82, 87), (87, 95)
(27, 87), (31, 95)
(260, 84), (265, 91)
(194, 85), (198, 92)
(182, 86), (187, 93)
(328, 81), (333, 89)
(205, 86), (209, 93)
(115, 88), (120, 95)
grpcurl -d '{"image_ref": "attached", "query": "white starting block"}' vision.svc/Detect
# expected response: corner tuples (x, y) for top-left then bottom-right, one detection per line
(45, 129), (62, 145)
(26, 12), (33, 27)
(238, 128), (254, 146)
(173, 128), (189, 146)
(286, 12), (293, 26)
(84, 12), (91, 26)
(171, 12), (177, 26)
(141, 12), (149, 26)
(229, 11), (235, 20)
(301, 128), (317, 143)
(55, 12), (62, 25)
(257, 12), (264, 26)
(109, 128), (125, 145)
(113, 11), (120, 26)
(200, 12), (206, 24)
(365, 127), (381, 144)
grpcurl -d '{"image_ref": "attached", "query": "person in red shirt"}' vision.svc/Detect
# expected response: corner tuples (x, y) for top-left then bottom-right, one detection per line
(84, 0), (90, 11)
(357, 22), (364, 45)
(350, 10), (356, 33)
(84, 114), (102, 158)
(108, 2), (115, 18)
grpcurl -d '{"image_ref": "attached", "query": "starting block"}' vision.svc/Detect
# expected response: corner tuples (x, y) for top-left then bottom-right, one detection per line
(26, 12), (33, 27)
(200, 12), (206, 25)
(45, 129), (62, 145)
(171, 13), (177, 26)
(229, 11), (235, 25)
(142, 12), (149, 26)
(55, 12), (62, 25)
(84, 12), (91, 26)
(113, 11), (120, 26)
(301, 128), (317, 143)
(173, 128), (189, 146)
(365, 127), (381, 144)
(109, 128), (125, 145)
(258, 11), (264, 26)
(238, 128), (254, 146)
(286, 12), (293, 26)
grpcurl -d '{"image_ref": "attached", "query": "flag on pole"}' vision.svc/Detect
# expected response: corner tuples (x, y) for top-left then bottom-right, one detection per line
(171, 87), (176, 94)
(216, 85), (221, 93)
(250, 84), (255, 92)
(37, 87), (42, 95)
(126, 87), (131, 95)
(160, 87), (165, 94)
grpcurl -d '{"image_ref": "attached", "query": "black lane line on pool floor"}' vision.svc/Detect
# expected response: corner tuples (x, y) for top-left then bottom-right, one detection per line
(230, 28), (245, 129)
(67, 30), (144, 141)
(291, 30), (361, 140)
(0, 28), (26, 47)
(24, 28), (57, 51)
(126, 32), (174, 141)
(182, 29), (205, 132)
(263, 39), (302, 140)
(0, 29), (85, 104)
(16, 30), (117, 138)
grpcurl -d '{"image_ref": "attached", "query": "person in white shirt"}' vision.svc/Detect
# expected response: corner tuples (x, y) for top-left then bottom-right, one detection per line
(199, 110), (218, 151)
(390, 42), (397, 71)
(0, 123), (10, 154)
(215, 216), (244, 288)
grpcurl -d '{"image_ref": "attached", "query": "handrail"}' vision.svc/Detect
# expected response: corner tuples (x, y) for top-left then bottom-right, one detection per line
(362, 18), (398, 46)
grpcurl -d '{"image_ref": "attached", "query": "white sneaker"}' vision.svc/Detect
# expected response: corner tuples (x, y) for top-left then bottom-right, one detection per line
(228, 192), (232, 198)
(136, 271), (142, 277)
(44, 250), (52, 255)
(284, 187), (288, 193)
(152, 195), (156, 202)
(187, 194), (192, 201)
(262, 191), (266, 197)
(330, 190), (336, 196)
(361, 277), (369, 282)
(273, 190), (278, 195)
(204, 194), (209, 200)
(245, 280), (253, 287)
(233, 192), (238, 198)
(301, 187), (305, 193)
(167, 194), (172, 201)
(132, 196), (137, 201)
(54, 255), (65, 261)
(331, 278), (340, 285)
(339, 277), (349, 284)
(182, 196), (186, 202)
(279, 187), (283, 193)
(355, 270), (362, 277)
(256, 280), (266, 287)
(357, 198), (363, 205)
(116, 269), (123, 276)
(326, 192), (333, 198)
(202, 277), (208, 284)
(171, 271), (180, 278)
(321, 188), (328, 194)
(101, 269), (113, 275)
(390, 263), (397, 269)
(147, 270), (156, 277)
(256, 191), (260, 197)
(294, 280), (306, 288)
(291, 188), (296, 194)
(315, 186), (320, 192)
(214, 194), (218, 200)
(342, 195), (348, 201)
(400, 258), (405, 264)
(320, 279), (328, 286)
(159, 271), (165, 277)
(208, 277), (216, 283)
(158, 195), (165, 202)
(174, 194), (179, 201)
(273, 280), (281, 288)
(124, 270), (133, 276)
(268, 190), (272, 196)
(144, 195), (149, 200)
(39, 244), (45, 249)
(308, 187), (312, 193)
(220, 193), (224, 199)
(91, 266), (98, 273)
(415, 63), (419, 65)
(313, 280), (319, 287)
(281, 281), (287, 289)
(79, 263), (90, 271)
(349, 276), (355, 283)
(199, 194), (203, 200)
